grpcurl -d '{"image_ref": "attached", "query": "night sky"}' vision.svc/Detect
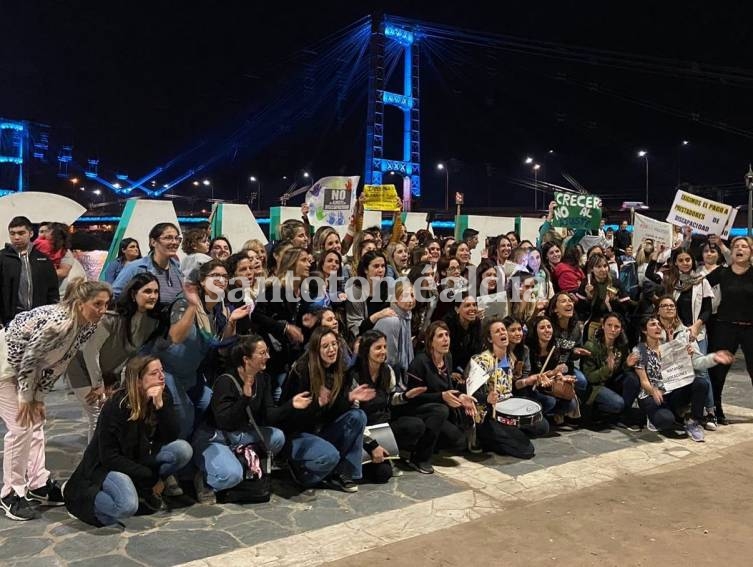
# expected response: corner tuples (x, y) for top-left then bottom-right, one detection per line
(3, 1), (753, 217)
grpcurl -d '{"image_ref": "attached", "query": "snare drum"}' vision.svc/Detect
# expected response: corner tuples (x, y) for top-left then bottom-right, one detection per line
(493, 397), (543, 428)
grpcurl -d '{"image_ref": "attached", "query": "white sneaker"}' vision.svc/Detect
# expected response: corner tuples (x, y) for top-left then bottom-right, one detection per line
(646, 417), (658, 432)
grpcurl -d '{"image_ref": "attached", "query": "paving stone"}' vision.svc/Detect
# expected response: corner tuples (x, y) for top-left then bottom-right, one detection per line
(0, 536), (54, 559)
(8, 555), (65, 567)
(68, 555), (144, 567)
(54, 531), (122, 561)
(126, 529), (240, 566)
(0, 520), (49, 537)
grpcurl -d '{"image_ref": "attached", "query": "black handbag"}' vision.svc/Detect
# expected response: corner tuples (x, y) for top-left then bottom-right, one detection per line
(215, 374), (272, 504)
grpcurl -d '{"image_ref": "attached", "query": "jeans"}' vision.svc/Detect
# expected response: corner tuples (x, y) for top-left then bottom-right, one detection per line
(573, 368), (588, 395)
(638, 378), (710, 430)
(193, 425), (285, 492)
(93, 439), (192, 526)
(591, 370), (641, 416)
(695, 336), (714, 412)
(592, 387), (624, 414)
(164, 372), (212, 440)
(287, 409), (367, 487)
(273, 372), (287, 404)
(531, 390), (577, 417)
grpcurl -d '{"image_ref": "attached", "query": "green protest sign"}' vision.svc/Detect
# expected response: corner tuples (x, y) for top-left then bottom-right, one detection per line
(552, 192), (602, 230)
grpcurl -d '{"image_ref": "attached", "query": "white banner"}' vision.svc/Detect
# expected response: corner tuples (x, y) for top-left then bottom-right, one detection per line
(659, 339), (695, 393)
(666, 190), (732, 236)
(633, 212), (674, 249)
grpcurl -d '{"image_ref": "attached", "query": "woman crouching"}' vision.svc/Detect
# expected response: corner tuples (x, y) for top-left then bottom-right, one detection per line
(468, 317), (549, 459)
(65, 356), (192, 527)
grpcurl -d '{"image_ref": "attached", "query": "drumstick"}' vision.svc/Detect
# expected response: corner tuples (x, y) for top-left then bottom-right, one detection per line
(535, 344), (557, 389)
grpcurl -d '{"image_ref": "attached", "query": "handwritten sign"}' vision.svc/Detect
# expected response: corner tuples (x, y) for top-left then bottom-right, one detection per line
(666, 190), (732, 236)
(552, 192), (602, 230)
(633, 212), (674, 249)
(659, 339), (695, 393)
(306, 176), (359, 226)
(363, 184), (400, 211)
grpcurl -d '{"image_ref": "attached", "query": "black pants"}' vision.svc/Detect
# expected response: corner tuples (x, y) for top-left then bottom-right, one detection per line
(393, 403), (455, 462)
(638, 379), (709, 429)
(708, 321), (753, 417)
(476, 416), (546, 459)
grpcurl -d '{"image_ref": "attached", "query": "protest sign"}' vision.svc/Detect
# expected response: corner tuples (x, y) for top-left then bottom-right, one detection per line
(659, 339), (695, 393)
(633, 212), (674, 249)
(306, 176), (359, 226)
(666, 190), (732, 236)
(721, 207), (739, 240)
(363, 184), (400, 211)
(552, 192), (602, 230)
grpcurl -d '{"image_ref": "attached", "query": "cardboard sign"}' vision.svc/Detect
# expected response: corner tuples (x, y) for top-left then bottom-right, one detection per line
(552, 192), (602, 230)
(666, 190), (732, 236)
(633, 212), (674, 249)
(306, 176), (359, 226)
(363, 184), (400, 211)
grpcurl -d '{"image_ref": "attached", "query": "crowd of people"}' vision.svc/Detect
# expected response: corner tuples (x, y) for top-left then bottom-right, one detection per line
(0, 198), (751, 528)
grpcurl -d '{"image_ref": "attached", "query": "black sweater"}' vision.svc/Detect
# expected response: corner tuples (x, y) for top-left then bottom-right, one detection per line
(277, 356), (353, 436)
(705, 266), (753, 324)
(208, 371), (285, 432)
(405, 351), (455, 405)
(64, 389), (179, 527)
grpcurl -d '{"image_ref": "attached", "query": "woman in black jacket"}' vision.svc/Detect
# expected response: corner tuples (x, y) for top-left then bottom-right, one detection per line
(349, 330), (428, 483)
(403, 321), (476, 471)
(442, 292), (484, 375)
(278, 327), (374, 492)
(193, 335), (286, 499)
(64, 355), (192, 527)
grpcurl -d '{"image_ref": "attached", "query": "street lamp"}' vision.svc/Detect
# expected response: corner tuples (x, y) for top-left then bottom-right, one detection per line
(638, 150), (649, 205)
(524, 156), (534, 165)
(249, 176), (262, 211)
(437, 163), (449, 211)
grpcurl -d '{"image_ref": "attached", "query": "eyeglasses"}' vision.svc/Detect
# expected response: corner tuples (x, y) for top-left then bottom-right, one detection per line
(160, 235), (183, 243)
(658, 304), (676, 309)
(207, 273), (229, 280)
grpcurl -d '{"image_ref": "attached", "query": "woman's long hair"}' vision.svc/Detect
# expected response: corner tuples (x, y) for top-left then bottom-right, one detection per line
(526, 315), (555, 361)
(306, 326), (345, 406)
(117, 237), (142, 262)
(116, 273), (162, 346)
(593, 312), (628, 349)
(357, 329), (390, 391)
(546, 292), (579, 333)
(121, 355), (161, 422)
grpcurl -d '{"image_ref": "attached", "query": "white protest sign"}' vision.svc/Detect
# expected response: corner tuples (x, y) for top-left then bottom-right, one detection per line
(659, 339), (695, 393)
(666, 190), (732, 236)
(721, 207), (739, 240)
(465, 358), (491, 397)
(633, 212), (674, 249)
(305, 176), (359, 227)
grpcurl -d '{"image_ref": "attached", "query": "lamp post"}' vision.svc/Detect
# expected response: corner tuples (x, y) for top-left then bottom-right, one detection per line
(533, 163), (541, 209)
(437, 163), (449, 211)
(638, 150), (649, 205)
(249, 176), (262, 211)
(746, 164), (753, 237)
(678, 140), (689, 185)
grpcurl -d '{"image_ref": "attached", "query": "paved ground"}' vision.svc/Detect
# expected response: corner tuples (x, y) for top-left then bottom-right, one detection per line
(1, 359), (752, 567)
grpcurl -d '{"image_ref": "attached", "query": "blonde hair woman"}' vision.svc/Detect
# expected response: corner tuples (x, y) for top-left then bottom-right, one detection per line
(64, 355), (192, 526)
(0, 279), (111, 521)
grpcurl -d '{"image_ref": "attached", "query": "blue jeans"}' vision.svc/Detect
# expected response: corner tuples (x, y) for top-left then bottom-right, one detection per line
(592, 387), (625, 414)
(531, 390), (577, 416)
(288, 409), (367, 487)
(695, 336), (714, 412)
(193, 426), (285, 492)
(94, 440), (192, 526)
(165, 372), (212, 440)
(573, 368), (588, 395)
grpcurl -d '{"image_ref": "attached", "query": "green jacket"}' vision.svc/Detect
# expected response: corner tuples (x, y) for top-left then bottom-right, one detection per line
(581, 339), (629, 405)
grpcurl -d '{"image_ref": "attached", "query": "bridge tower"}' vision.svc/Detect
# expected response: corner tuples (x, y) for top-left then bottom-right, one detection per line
(364, 15), (421, 210)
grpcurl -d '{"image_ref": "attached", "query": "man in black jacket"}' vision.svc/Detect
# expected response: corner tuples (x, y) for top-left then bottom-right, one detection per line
(0, 216), (59, 326)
